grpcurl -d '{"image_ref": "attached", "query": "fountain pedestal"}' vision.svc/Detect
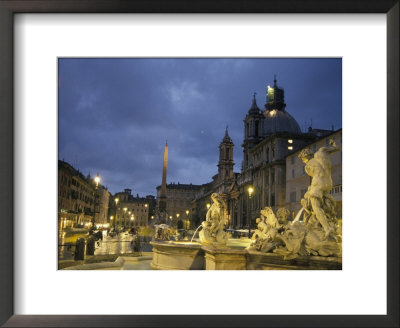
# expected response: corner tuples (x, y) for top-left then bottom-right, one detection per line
(150, 241), (204, 270)
(202, 246), (247, 270)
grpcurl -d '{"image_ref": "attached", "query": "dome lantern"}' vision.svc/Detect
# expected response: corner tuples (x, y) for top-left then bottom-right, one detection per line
(263, 76), (301, 135)
(266, 75), (286, 112)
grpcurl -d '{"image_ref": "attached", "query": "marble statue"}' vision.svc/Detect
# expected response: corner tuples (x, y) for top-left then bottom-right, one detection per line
(298, 139), (339, 238)
(260, 206), (280, 229)
(251, 218), (268, 240)
(248, 140), (342, 260)
(248, 206), (284, 253)
(153, 224), (173, 241)
(199, 193), (228, 245)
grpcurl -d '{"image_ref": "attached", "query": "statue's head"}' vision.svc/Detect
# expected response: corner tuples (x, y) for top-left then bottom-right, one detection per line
(298, 148), (313, 162)
(211, 193), (221, 203)
(276, 207), (290, 224)
(260, 206), (274, 218)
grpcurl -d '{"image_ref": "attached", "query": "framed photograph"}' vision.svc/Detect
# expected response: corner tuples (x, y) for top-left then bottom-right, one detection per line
(0, 1), (398, 327)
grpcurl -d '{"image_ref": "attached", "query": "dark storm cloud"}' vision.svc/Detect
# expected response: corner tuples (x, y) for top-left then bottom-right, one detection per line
(58, 58), (342, 196)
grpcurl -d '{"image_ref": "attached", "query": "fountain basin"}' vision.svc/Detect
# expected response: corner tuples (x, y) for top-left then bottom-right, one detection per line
(246, 250), (342, 270)
(150, 241), (205, 270)
(151, 240), (342, 270)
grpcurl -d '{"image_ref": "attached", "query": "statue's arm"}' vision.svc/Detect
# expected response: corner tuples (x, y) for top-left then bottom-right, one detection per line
(321, 139), (340, 154)
(206, 208), (211, 221)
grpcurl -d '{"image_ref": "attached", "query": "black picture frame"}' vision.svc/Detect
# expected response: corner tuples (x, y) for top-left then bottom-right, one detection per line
(0, 1), (398, 327)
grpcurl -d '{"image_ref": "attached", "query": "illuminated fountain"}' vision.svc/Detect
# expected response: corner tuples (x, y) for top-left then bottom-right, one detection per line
(151, 192), (251, 270)
(151, 140), (342, 270)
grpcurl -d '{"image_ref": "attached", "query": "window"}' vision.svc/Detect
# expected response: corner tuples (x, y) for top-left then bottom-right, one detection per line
(255, 121), (259, 136)
(291, 169), (295, 178)
(290, 191), (296, 203)
(271, 194), (275, 206)
(290, 156), (295, 164)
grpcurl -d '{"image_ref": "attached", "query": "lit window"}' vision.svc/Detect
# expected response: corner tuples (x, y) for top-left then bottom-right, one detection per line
(288, 139), (293, 144)
(288, 146), (293, 150)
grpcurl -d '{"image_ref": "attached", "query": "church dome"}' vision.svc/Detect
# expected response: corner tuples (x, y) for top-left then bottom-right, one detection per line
(263, 109), (302, 135)
(263, 76), (302, 135)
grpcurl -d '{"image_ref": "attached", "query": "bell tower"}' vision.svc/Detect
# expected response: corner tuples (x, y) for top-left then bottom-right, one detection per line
(218, 127), (234, 182)
(242, 93), (263, 170)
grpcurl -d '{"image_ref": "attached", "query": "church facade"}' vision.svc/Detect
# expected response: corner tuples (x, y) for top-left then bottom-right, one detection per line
(190, 78), (341, 230)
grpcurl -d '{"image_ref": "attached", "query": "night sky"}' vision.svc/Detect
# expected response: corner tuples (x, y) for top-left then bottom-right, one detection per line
(58, 58), (342, 197)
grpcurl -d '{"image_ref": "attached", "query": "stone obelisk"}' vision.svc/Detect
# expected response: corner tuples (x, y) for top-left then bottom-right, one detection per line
(158, 141), (168, 213)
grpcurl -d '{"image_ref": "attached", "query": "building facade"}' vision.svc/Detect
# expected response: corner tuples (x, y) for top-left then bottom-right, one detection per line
(58, 160), (109, 230)
(156, 183), (201, 228)
(113, 189), (152, 228)
(187, 78), (342, 230)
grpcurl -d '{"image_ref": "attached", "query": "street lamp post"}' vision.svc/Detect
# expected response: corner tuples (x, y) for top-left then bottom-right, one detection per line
(92, 174), (101, 231)
(123, 207), (128, 230)
(114, 198), (119, 230)
(185, 210), (189, 230)
(248, 186), (254, 237)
